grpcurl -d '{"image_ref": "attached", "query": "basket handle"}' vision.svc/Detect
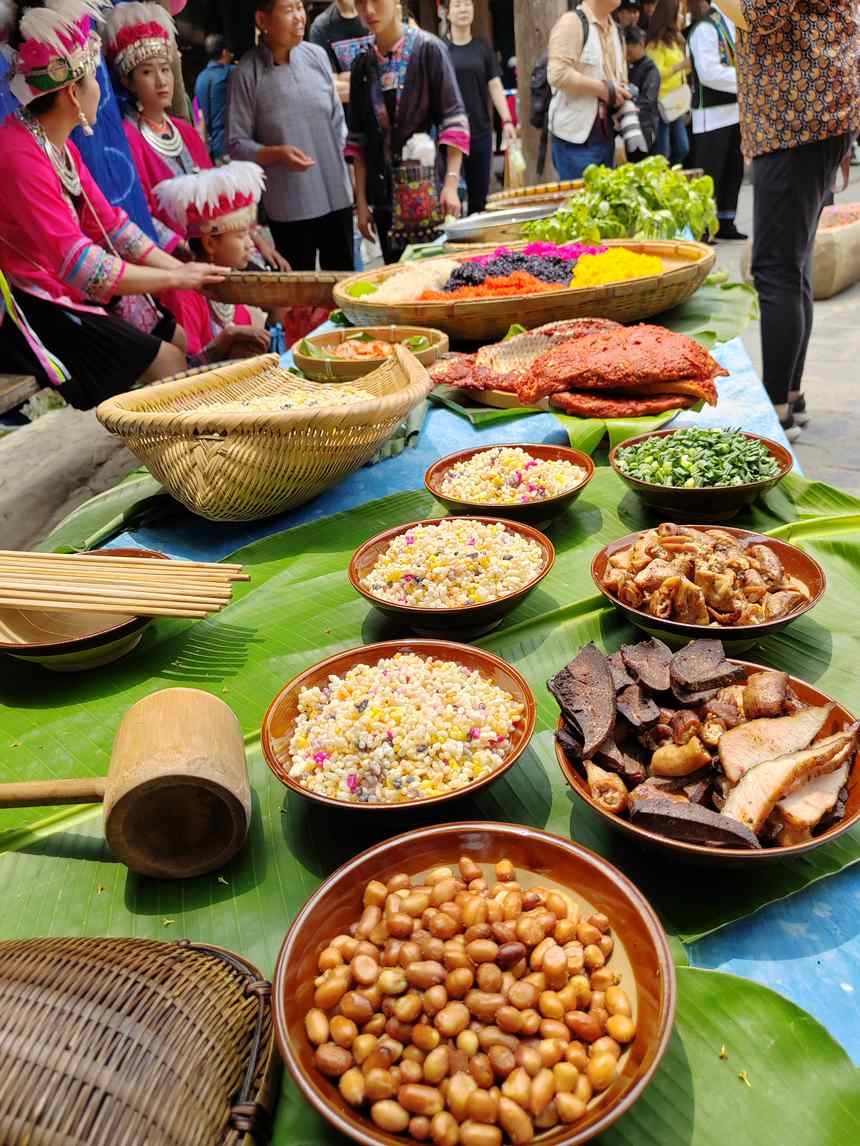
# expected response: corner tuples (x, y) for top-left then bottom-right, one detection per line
(0, 777), (107, 807)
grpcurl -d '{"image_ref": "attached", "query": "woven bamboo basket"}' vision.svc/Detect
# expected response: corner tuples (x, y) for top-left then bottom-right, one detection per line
(333, 239), (716, 342)
(292, 324), (448, 381)
(485, 169), (706, 211)
(0, 936), (276, 1146)
(96, 347), (433, 521)
(205, 270), (351, 308)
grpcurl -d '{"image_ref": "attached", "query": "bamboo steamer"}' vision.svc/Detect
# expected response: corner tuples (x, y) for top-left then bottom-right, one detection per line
(333, 239), (716, 342)
(205, 269), (351, 308)
(0, 688), (250, 878)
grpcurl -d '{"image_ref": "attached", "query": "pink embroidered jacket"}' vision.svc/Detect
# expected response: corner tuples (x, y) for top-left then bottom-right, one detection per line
(123, 115), (212, 252)
(0, 116), (154, 313)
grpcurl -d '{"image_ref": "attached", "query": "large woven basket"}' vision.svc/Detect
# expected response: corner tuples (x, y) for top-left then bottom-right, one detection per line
(334, 239), (716, 342)
(485, 169), (707, 212)
(96, 347), (433, 521)
(205, 270), (351, 308)
(0, 937), (276, 1146)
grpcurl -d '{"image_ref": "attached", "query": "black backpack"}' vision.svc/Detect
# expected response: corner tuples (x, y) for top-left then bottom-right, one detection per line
(529, 2), (589, 130)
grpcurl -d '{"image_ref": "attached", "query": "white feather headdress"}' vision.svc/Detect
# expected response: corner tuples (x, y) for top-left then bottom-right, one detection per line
(11, 0), (108, 105)
(154, 162), (266, 237)
(103, 1), (176, 77)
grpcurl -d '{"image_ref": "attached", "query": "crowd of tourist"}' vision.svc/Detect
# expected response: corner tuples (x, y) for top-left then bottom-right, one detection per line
(0, 0), (856, 441)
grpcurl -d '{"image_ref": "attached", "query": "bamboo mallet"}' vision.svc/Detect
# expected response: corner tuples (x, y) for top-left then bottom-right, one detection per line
(0, 689), (251, 879)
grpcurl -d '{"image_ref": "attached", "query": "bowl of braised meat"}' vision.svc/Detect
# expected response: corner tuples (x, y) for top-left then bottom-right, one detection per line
(552, 636), (858, 863)
(592, 522), (825, 651)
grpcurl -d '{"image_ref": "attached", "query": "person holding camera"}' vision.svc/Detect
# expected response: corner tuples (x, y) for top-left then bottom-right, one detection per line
(547, 0), (630, 181)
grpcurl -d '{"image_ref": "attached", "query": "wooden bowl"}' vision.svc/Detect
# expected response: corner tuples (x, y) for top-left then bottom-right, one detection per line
(425, 444), (595, 527)
(273, 821), (676, 1145)
(591, 525), (826, 653)
(292, 326), (449, 382)
(610, 430), (793, 521)
(348, 517), (555, 637)
(556, 661), (860, 865)
(261, 639), (536, 811)
(0, 548), (167, 672)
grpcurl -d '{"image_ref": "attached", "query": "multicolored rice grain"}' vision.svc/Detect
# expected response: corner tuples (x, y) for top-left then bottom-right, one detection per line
(439, 446), (586, 505)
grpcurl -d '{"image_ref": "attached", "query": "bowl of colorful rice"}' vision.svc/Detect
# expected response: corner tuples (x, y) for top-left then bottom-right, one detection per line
(261, 639), (536, 810)
(348, 516), (555, 636)
(425, 443), (595, 525)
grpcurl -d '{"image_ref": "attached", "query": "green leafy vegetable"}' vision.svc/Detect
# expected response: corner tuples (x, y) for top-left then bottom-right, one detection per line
(344, 331), (377, 342)
(345, 281), (378, 298)
(401, 335), (431, 352)
(503, 323), (528, 340)
(616, 427), (782, 488)
(523, 156), (718, 243)
(297, 339), (330, 359)
(328, 309), (351, 327)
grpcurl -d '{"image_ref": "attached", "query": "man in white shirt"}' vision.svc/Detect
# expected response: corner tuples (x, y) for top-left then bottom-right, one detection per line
(687, 0), (746, 240)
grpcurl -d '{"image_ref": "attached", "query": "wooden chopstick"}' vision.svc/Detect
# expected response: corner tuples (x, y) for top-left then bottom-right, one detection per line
(0, 597), (211, 619)
(0, 551), (249, 580)
(0, 581), (230, 606)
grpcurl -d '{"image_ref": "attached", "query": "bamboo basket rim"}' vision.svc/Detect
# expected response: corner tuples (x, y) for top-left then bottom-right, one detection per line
(206, 269), (353, 287)
(333, 238), (715, 317)
(97, 346), (433, 438)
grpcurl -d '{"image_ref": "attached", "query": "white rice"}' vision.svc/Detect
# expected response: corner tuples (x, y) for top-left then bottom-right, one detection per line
(216, 385), (372, 412)
(284, 652), (524, 803)
(440, 446), (587, 505)
(368, 260), (461, 305)
(361, 518), (546, 607)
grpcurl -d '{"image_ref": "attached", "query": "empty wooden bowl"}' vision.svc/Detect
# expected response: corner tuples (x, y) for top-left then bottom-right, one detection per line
(348, 517), (555, 637)
(273, 821), (676, 1145)
(425, 444), (596, 527)
(293, 326), (449, 381)
(556, 661), (860, 865)
(261, 639), (536, 811)
(591, 525), (826, 652)
(610, 430), (793, 521)
(0, 548), (167, 671)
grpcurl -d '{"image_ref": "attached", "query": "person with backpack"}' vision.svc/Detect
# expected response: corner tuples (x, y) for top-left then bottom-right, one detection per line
(545, 0), (631, 181)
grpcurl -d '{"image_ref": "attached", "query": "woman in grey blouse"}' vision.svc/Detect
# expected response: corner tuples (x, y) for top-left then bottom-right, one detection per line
(228, 0), (355, 270)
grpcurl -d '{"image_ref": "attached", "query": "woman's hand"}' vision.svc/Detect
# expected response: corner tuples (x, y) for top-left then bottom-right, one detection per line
(276, 144), (316, 171)
(356, 200), (376, 241)
(502, 120), (518, 144)
(440, 179), (462, 220)
(253, 231), (291, 271)
(210, 324), (272, 361)
(172, 262), (228, 290)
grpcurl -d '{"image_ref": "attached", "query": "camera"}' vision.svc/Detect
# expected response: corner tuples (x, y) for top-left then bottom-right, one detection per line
(615, 83), (648, 158)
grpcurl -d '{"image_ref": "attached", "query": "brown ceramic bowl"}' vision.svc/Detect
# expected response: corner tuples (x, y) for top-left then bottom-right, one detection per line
(349, 517), (555, 637)
(273, 821), (676, 1145)
(425, 444), (596, 527)
(592, 525), (826, 653)
(0, 548), (168, 672)
(261, 639), (536, 811)
(609, 430), (793, 521)
(556, 661), (860, 865)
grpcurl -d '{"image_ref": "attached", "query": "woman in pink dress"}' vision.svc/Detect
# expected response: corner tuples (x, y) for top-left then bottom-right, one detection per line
(0, 0), (225, 409)
(104, 3), (288, 268)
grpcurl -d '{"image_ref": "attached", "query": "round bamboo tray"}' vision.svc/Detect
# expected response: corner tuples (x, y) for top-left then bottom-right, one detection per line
(205, 270), (351, 308)
(96, 347), (433, 522)
(485, 170), (706, 212)
(0, 937), (276, 1145)
(292, 325), (448, 381)
(333, 239), (716, 343)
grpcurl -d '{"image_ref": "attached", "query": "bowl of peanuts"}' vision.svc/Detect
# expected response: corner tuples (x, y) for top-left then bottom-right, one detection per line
(273, 821), (675, 1145)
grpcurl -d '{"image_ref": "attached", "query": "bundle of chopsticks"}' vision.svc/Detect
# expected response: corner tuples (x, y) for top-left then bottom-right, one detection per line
(0, 550), (249, 619)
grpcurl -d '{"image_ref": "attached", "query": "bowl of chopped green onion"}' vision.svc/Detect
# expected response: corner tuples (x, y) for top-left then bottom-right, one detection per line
(610, 428), (793, 520)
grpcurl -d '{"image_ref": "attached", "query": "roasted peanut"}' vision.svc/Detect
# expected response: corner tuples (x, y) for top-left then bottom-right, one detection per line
(554, 918), (577, 944)
(542, 945), (568, 991)
(378, 968), (408, 995)
(545, 891), (569, 920)
(397, 1084), (443, 1117)
(584, 944), (606, 971)
(424, 985), (449, 1016)
(539, 1019), (569, 1042)
(589, 966), (615, 992)
(338, 1065), (366, 1106)
(507, 980), (538, 1010)
(534, 1099), (559, 1130)
(430, 912), (459, 941)
(352, 1033), (378, 1064)
(565, 1010), (603, 1043)
(314, 972), (349, 1010)
(460, 1122), (502, 1146)
(315, 1042), (352, 1078)
(304, 1008), (330, 1046)
(605, 985), (632, 1017)
(515, 915), (545, 947)
(395, 992), (424, 1024)
(427, 867), (454, 885)
(476, 962), (503, 994)
(413, 1023), (442, 1052)
(538, 991), (565, 1020)
(495, 859), (515, 882)
(423, 1046), (450, 1084)
(401, 1059), (424, 1084)
(606, 1014), (636, 1044)
(447, 1071), (478, 1120)
(365, 1066), (397, 1100)
(318, 946), (343, 972)
(466, 938), (500, 965)
(519, 1009), (541, 1036)
(363, 1014), (387, 1037)
(371, 1099), (410, 1132)
(500, 1066), (532, 1108)
(466, 1087), (499, 1124)
(459, 856), (481, 882)
(587, 1052), (617, 1091)
(466, 990), (505, 1023)
(388, 873), (412, 893)
(591, 1036), (622, 1060)
(409, 1115), (431, 1141)
(434, 1001), (470, 1038)
(406, 960), (446, 989)
(431, 1109), (461, 1146)
(470, 1051), (495, 1088)
(537, 1039), (565, 1069)
(515, 1044), (542, 1077)
(552, 1061), (579, 1093)
(565, 1041), (589, 1071)
(364, 881), (388, 908)
(530, 1068), (556, 1117)
(330, 1015), (358, 1048)
(386, 1018), (415, 1043)
(457, 1029), (480, 1057)
(556, 1091), (587, 1123)
(496, 1005), (523, 1034)
(498, 1095), (535, 1144)
(574, 1073), (593, 1105)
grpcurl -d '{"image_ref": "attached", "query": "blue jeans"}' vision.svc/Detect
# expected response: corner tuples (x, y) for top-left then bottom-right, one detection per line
(656, 116), (690, 165)
(551, 132), (614, 181)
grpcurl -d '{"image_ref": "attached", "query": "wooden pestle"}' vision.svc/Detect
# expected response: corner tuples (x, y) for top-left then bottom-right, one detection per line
(0, 688), (251, 879)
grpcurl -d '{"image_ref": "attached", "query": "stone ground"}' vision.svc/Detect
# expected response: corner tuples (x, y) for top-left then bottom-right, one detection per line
(1, 169), (858, 549)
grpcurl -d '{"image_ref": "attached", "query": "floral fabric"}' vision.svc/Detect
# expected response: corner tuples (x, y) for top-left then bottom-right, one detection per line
(736, 0), (860, 158)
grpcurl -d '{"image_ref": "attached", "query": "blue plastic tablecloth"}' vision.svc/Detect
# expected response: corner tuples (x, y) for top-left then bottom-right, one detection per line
(109, 335), (860, 1061)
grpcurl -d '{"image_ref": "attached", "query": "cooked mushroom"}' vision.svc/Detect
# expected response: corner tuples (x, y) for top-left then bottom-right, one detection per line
(585, 760), (628, 814)
(721, 727), (858, 834)
(743, 670), (789, 719)
(650, 735), (712, 777)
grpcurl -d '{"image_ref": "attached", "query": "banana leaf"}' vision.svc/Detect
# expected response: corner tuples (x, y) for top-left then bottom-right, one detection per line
(36, 468), (167, 553)
(2, 469), (860, 934)
(656, 275), (760, 349)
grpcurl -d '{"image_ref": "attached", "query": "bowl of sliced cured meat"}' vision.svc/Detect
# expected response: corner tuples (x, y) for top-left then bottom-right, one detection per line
(551, 636), (859, 863)
(592, 523), (826, 651)
(429, 321), (726, 423)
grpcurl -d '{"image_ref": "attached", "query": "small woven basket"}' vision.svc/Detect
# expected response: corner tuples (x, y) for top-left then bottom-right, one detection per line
(0, 937), (276, 1146)
(97, 347), (433, 521)
(205, 270), (351, 308)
